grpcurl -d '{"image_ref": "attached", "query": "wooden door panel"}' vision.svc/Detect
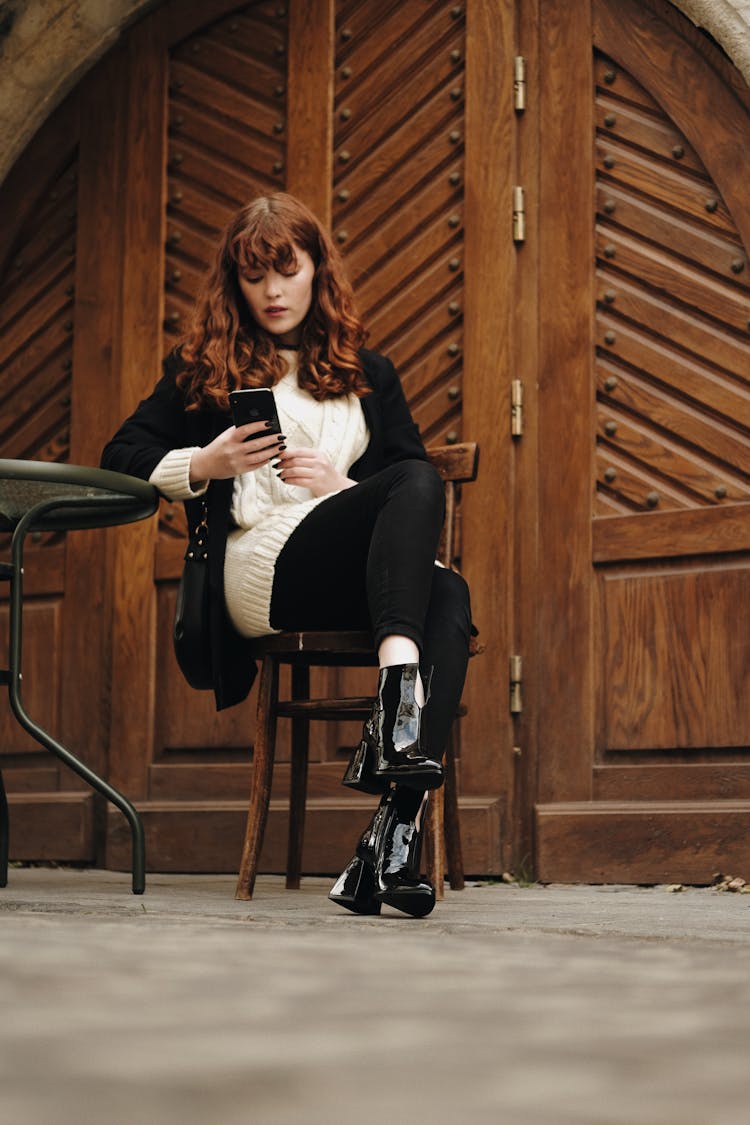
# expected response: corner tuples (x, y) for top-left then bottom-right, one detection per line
(535, 0), (750, 881)
(598, 561), (750, 750)
(0, 600), (62, 755)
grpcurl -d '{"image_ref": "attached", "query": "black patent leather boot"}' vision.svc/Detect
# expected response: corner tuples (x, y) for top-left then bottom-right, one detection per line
(341, 708), (389, 795)
(328, 791), (391, 915)
(371, 664), (443, 791)
(373, 787), (436, 918)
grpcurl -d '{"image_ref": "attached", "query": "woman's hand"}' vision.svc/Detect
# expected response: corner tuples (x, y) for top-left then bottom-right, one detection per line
(275, 447), (356, 497)
(190, 421), (284, 483)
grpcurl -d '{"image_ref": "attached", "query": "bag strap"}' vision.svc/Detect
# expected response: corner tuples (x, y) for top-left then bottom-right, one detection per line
(185, 499), (208, 563)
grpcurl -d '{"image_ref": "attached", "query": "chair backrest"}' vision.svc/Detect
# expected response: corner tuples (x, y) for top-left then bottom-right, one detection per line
(425, 442), (479, 569)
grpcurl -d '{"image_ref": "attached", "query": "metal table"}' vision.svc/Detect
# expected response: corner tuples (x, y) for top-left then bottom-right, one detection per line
(0, 460), (159, 894)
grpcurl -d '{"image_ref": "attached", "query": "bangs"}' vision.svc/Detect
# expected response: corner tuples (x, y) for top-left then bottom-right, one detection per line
(232, 222), (303, 277)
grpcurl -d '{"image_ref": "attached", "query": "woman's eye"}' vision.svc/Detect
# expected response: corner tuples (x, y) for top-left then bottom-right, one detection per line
(244, 275), (263, 284)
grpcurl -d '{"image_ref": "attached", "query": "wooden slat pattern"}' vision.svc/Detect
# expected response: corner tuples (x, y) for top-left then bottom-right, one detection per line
(0, 155), (77, 467)
(593, 50), (750, 517)
(163, 5), (288, 348)
(160, 4), (288, 538)
(333, 0), (465, 446)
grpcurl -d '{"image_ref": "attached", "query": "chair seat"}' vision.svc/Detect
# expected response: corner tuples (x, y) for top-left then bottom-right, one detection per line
(247, 630), (377, 663)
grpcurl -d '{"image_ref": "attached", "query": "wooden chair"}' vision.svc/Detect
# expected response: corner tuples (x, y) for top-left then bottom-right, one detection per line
(235, 442), (479, 901)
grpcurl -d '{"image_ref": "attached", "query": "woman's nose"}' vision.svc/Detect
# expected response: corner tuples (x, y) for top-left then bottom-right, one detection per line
(265, 272), (282, 298)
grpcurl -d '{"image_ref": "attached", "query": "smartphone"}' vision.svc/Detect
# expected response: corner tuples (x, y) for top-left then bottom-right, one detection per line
(229, 388), (281, 439)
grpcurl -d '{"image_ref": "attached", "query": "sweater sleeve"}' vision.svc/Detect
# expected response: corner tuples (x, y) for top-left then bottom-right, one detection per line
(148, 447), (209, 500)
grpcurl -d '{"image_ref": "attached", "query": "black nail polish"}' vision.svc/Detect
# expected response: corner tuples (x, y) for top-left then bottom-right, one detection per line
(276, 434), (286, 442)
(264, 420), (275, 428)
(271, 459), (280, 468)
(278, 443), (287, 451)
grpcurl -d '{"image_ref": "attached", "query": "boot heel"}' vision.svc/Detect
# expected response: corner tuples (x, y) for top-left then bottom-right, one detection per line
(342, 736), (388, 795)
(328, 856), (381, 915)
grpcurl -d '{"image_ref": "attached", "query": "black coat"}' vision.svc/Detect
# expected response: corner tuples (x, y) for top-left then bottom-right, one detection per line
(101, 348), (427, 710)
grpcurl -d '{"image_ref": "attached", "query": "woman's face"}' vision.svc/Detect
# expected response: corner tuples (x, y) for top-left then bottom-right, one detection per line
(238, 245), (315, 346)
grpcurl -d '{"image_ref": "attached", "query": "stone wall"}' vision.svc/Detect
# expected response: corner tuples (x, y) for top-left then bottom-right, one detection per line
(0, 0), (749, 185)
(0, 0), (157, 184)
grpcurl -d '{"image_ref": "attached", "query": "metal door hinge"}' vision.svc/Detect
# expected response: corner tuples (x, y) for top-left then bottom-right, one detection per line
(511, 379), (524, 438)
(510, 654), (523, 714)
(513, 186), (526, 242)
(514, 56), (526, 112)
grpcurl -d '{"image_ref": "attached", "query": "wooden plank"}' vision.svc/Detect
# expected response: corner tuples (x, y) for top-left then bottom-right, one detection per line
(595, 226), (749, 332)
(167, 112), (282, 191)
(596, 405), (749, 504)
(534, 0), (595, 804)
(595, 271), (750, 377)
(596, 135), (736, 235)
(8, 792), (93, 861)
(356, 207), (461, 317)
(595, 444), (693, 513)
(0, 544), (63, 598)
(596, 182), (747, 284)
(593, 0), (750, 255)
(334, 0), (434, 96)
(286, 0), (333, 222)
(0, 92), (79, 277)
(536, 800), (750, 884)
(458, 0), (515, 848)
(596, 325), (750, 435)
(57, 49), (129, 810)
(594, 763), (750, 801)
(334, 15), (463, 164)
(596, 359), (750, 480)
(596, 92), (703, 176)
(106, 795), (503, 874)
(367, 243), (463, 356)
(593, 504), (750, 561)
(169, 61), (284, 139)
(106, 16), (167, 800)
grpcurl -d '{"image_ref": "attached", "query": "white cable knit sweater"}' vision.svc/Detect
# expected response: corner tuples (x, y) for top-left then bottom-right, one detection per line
(149, 354), (369, 638)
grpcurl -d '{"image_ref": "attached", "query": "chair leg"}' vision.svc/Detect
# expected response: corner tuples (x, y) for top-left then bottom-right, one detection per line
(236, 655), (279, 901)
(443, 729), (465, 891)
(286, 664), (310, 889)
(426, 786), (446, 900)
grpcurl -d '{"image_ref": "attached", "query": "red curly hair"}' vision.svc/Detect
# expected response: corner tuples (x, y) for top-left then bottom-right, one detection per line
(177, 193), (369, 410)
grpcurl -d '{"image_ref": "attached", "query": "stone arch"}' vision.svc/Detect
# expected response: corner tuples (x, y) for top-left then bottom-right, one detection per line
(0, 0), (749, 184)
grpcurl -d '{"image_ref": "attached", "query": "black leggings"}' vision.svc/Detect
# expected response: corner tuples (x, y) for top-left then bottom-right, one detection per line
(269, 460), (472, 761)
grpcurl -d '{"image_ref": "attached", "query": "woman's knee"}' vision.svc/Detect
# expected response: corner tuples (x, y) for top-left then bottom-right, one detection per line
(390, 459), (445, 514)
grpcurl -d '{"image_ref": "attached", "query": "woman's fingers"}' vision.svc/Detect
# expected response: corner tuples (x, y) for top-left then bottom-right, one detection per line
(235, 420), (278, 442)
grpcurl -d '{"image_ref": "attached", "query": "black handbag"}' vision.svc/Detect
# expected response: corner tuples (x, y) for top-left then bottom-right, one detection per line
(173, 499), (213, 690)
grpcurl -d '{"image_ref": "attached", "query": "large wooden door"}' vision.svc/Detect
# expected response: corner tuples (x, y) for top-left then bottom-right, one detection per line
(531, 0), (750, 881)
(1, 0), (506, 875)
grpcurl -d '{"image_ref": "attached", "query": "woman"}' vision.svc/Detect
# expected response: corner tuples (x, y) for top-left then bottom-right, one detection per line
(101, 192), (472, 918)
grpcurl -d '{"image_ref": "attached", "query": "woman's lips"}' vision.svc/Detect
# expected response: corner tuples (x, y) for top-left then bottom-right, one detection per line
(265, 306), (287, 316)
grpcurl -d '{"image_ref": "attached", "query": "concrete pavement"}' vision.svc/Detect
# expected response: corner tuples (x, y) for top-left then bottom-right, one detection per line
(1, 869), (750, 1124)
